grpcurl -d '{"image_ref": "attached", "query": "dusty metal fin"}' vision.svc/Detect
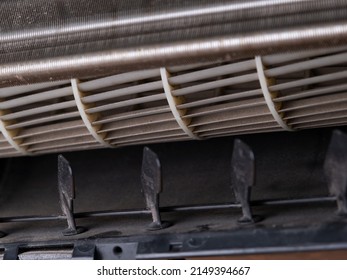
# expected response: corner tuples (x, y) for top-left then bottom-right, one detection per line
(58, 154), (85, 236)
(141, 147), (171, 231)
(231, 139), (257, 224)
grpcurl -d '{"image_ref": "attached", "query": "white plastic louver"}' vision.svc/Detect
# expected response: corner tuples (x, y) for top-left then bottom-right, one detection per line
(0, 46), (346, 157)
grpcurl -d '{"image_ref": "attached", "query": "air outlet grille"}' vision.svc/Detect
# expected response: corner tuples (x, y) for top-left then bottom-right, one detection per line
(0, 46), (346, 157)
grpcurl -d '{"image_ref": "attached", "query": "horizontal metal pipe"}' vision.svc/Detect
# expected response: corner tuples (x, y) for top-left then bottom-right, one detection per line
(1, 21), (347, 86)
(0, 196), (335, 223)
(3, 8), (345, 69)
(0, 0), (345, 53)
(138, 243), (347, 260)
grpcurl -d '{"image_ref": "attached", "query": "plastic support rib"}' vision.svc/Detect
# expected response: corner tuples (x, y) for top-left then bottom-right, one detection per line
(0, 118), (29, 155)
(160, 68), (200, 139)
(71, 79), (112, 147)
(255, 56), (294, 131)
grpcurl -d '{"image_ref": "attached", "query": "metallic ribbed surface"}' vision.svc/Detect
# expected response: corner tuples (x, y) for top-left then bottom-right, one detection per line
(1, 0), (345, 52)
(1, 0), (347, 85)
